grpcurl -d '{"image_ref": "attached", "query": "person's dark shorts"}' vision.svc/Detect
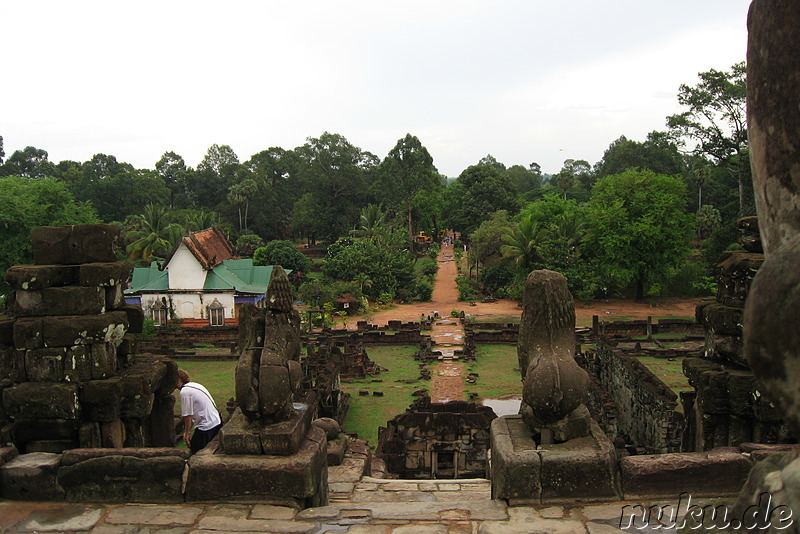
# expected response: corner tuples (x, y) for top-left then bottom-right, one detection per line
(190, 423), (222, 454)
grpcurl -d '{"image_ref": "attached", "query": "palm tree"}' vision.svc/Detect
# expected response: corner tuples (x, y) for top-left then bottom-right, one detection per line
(125, 204), (183, 262)
(501, 215), (546, 271)
(350, 204), (387, 240)
(183, 209), (221, 233)
(352, 272), (374, 295)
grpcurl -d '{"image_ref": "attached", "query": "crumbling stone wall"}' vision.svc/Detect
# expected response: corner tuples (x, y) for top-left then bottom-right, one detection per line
(0, 224), (176, 452)
(582, 343), (683, 453)
(686, 217), (791, 450)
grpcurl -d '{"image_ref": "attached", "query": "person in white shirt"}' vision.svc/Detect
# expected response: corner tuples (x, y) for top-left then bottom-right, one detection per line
(177, 369), (222, 453)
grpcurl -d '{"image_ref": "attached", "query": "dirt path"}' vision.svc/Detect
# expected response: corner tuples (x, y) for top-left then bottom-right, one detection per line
(361, 240), (701, 402)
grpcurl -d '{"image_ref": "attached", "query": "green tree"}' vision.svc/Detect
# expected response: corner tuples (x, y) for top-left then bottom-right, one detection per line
(155, 151), (190, 208)
(0, 146), (54, 178)
(294, 133), (376, 243)
(667, 62), (750, 215)
(0, 176), (98, 292)
(186, 144), (241, 209)
(594, 132), (686, 180)
(350, 203), (388, 240)
(253, 240), (311, 273)
(501, 214), (546, 271)
(227, 178), (258, 233)
(235, 233), (265, 257)
(458, 161), (518, 235)
(584, 169), (694, 300)
(88, 169), (170, 222)
(125, 203), (183, 263)
(375, 134), (440, 244)
(241, 147), (299, 240)
(469, 210), (512, 278)
(322, 232), (414, 300)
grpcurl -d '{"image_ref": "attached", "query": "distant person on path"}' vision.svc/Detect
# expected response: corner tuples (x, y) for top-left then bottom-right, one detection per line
(177, 369), (222, 453)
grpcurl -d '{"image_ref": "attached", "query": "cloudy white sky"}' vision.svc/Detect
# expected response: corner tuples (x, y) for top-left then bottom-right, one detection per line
(1, 1), (751, 177)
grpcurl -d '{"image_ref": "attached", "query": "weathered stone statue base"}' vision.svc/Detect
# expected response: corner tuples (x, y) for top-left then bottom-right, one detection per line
(220, 404), (314, 455)
(490, 415), (619, 505)
(185, 425), (329, 508)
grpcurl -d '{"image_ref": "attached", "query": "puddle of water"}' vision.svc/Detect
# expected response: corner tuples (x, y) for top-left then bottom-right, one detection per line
(482, 398), (521, 417)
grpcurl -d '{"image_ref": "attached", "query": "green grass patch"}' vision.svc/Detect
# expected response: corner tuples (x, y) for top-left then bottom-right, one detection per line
(339, 345), (422, 448)
(465, 345), (522, 401)
(634, 355), (692, 411)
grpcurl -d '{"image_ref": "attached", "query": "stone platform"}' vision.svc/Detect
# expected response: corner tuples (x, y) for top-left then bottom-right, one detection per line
(0, 491), (741, 533)
(491, 415), (620, 505)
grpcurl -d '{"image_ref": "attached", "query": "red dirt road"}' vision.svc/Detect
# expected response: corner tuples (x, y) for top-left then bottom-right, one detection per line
(363, 242), (700, 326)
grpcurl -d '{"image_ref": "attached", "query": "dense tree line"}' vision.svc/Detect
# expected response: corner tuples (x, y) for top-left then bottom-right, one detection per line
(0, 63), (748, 302)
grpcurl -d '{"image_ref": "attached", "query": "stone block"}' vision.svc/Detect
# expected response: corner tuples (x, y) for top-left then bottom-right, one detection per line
(696, 301), (742, 337)
(58, 449), (187, 503)
(79, 261), (131, 287)
(41, 311), (128, 347)
(100, 420), (126, 448)
(25, 440), (77, 453)
(89, 343), (117, 380)
(13, 286), (106, 317)
(31, 224), (119, 265)
(117, 357), (169, 418)
(327, 435), (348, 466)
(24, 347), (68, 382)
(4, 264), (79, 290)
(221, 404), (313, 455)
(13, 317), (44, 349)
(63, 345), (93, 383)
(105, 284), (124, 310)
(186, 425), (329, 508)
(147, 394), (177, 447)
(79, 378), (122, 422)
(620, 448), (752, 499)
(1, 348), (25, 383)
(490, 415), (542, 504)
(491, 415), (620, 505)
(0, 452), (64, 501)
(0, 315), (14, 348)
(10, 419), (79, 450)
(79, 422), (102, 448)
(0, 447), (18, 466)
(118, 304), (144, 334)
(538, 425), (620, 503)
(3, 382), (80, 420)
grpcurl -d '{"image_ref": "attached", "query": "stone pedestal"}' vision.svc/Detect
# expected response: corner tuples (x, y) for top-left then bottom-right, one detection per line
(185, 426), (328, 508)
(490, 415), (619, 505)
(220, 405), (313, 455)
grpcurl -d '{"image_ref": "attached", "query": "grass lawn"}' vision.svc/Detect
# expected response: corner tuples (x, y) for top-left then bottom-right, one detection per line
(634, 355), (692, 406)
(464, 345), (522, 401)
(339, 345), (425, 448)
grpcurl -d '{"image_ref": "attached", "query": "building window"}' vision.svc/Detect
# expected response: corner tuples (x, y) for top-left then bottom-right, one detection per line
(151, 300), (168, 326)
(208, 299), (224, 327)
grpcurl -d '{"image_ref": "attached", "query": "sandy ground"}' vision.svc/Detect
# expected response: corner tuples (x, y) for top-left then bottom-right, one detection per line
(362, 242), (700, 326)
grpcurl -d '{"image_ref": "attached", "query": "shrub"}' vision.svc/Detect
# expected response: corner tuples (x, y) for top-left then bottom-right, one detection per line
(456, 276), (480, 301)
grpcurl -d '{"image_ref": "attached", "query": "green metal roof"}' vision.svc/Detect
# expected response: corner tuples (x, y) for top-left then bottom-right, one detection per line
(127, 262), (169, 292)
(126, 259), (276, 295)
(204, 260), (274, 294)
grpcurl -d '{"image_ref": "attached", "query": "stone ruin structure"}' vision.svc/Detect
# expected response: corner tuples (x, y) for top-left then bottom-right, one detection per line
(491, 270), (619, 503)
(685, 216), (790, 451)
(301, 334), (353, 427)
(729, 0), (800, 521)
(376, 395), (496, 479)
(0, 224), (187, 502)
(0, 224), (173, 452)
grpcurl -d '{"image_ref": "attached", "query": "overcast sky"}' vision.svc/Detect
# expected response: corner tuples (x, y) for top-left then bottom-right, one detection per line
(1, 1), (751, 177)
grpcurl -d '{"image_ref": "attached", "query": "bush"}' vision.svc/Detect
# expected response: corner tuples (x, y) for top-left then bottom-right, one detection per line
(235, 233), (265, 257)
(141, 318), (158, 337)
(254, 240), (311, 274)
(665, 260), (716, 297)
(456, 276), (480, 301)
(415, 256), (439, 277)
(412, 278), (433, 302)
